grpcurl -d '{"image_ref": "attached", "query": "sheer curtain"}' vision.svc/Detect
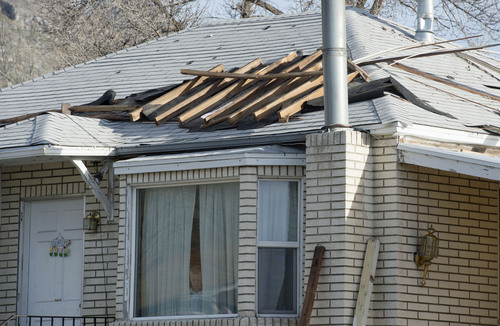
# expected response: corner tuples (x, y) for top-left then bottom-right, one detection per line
(199, 183), (239, 314)
(136, 186), (196, 317)
(258, 181), (290, 242)
(258, 180), (298, 313)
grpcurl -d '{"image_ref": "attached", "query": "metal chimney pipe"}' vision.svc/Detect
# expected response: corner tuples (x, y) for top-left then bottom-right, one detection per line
(321, 0), (349, 129)
(415, 0), (434, 42)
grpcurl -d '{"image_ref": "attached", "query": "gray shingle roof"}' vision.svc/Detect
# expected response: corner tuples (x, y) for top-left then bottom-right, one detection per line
(0, 7), (498, 158)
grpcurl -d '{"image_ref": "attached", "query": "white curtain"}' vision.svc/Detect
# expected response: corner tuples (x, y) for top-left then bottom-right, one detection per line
(258, 180), (290, 242)
(136, 186), (196, 317)
(199, 183), (239, 314)
(257, 180), (297, 313)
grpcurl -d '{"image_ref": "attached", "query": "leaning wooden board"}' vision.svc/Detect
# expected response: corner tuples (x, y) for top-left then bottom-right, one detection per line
(353, 238), (380, 326)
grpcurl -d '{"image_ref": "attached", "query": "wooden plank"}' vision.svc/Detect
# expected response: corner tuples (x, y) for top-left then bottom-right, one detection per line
(353, 238), (380, 326)
(69, 105), (139, 112)
(61, 103), (71, 115)
(347, 60), (370, 82)
(203, 50), (323, 124)
(278, 87), (324, 122)
(228, 60), (323, 124)
(71, 160), (113, 219)
(408, 76), (500, 112)
(129, 64), (225, 121)
(129, 107), (144, 121)
(0, 111), (59, 125)
(155, 58), (263, 125)
(178, 52), (299, 125)
(353, 35), (482, 65)
(298, 245), (325, 326)
(358, 43), (500, 67)
(181, 69), (323, 79)
(277, 71), (358, 122)
(253, 75), (324, 121)
(393, 63), (500, 102)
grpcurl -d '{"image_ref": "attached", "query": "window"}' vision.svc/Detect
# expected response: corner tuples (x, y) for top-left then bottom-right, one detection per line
(133, 182), (239, 317)
(257, 180), (300, 315)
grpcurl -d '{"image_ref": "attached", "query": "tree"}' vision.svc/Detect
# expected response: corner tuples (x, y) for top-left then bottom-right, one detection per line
(0, 12), (57, 88)
(37, 0), (206, 67)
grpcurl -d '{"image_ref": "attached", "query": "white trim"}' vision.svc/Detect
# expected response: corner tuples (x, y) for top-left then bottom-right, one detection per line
(397, 142), (500, 181)
(365, 122), (500, 149)
(397, 124), (500, 147)
(71, 160), (114, 220)
(114, 152), (306, 175)
(256, 178), (303, 317)
(0, 145), (114, 163)
(128, 181), (242, 320)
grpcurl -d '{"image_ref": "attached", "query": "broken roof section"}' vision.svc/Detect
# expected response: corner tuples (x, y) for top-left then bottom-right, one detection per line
(58, 42), (499, 131)
(64, 49), (356, 128)
(0, 7), (498, 156)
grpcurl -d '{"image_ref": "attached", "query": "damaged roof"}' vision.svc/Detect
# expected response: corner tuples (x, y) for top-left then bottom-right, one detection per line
(0, 7), (498, 159)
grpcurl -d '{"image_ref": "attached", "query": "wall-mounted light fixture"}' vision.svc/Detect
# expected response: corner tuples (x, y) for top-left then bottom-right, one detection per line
(414, 225), (439, 286)
(83, 211), (100, 231)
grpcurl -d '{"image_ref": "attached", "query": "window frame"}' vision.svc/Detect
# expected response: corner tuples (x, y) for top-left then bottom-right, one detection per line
(128, 179), (240, 320)
(256, 178), (303, 317)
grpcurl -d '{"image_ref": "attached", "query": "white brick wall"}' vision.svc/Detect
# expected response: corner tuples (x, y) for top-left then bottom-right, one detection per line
(305, 130), (373, 326)
(1, 135), (498, 326)
(0, 161), (118, 321)
(305, 130), (499, 326)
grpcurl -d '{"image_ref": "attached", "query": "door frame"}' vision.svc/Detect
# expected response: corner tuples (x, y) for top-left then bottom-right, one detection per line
(17, 196), (86, 316)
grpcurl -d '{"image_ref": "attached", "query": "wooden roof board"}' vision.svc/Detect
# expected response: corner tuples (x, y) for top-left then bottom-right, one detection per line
(60, 50), (366, 129)
(177, 54), (298, 125)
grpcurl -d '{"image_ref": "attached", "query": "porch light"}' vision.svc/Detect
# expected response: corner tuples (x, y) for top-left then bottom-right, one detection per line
(414, 225), (439, 286)
(83, 211), (100, 231)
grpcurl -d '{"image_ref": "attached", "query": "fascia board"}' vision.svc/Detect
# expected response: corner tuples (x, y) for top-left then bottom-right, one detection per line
(397, 142), (500, 181)
(396, 124), (500, 147)
(359, 121), (401, 136)
(0, 145), (115, 164)
(114, 152), (306, 175)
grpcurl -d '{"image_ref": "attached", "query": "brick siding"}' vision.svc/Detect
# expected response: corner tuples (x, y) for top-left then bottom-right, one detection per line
(0, 161), (118, 321)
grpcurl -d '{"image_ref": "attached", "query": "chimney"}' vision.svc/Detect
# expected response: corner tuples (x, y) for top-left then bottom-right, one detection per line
(321, 0), (349, 130)
(415, 0), (434, 42)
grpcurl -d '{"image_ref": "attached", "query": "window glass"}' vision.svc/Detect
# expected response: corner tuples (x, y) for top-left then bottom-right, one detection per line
(257, 180), (300, 315)
(258, 248), (297, 314)
(134, 183), (239, 317)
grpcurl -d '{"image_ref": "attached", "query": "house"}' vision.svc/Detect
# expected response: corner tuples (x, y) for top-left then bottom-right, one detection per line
(0, 5), (500, 326)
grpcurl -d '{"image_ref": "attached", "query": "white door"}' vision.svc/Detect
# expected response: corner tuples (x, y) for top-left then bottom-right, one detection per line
(22, 198), (84, 318)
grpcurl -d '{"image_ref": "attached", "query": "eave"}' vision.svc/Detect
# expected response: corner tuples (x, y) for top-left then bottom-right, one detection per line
(0, 145), (115, 166)
(397, 142), (500, 181)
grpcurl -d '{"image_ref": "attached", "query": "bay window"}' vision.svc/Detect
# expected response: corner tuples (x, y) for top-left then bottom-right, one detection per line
(133, 182), (239, 317)
(257, 180), (300, 315)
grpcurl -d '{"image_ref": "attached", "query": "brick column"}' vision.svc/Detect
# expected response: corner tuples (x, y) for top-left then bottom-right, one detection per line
(305, 130), (373, 325)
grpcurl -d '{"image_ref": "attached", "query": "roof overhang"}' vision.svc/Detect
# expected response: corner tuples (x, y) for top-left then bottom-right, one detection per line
(114, 145), (306, 175)
(397, 142), (500, 181)
(0, 145), (115, 166)
(367, 122), (500, 147)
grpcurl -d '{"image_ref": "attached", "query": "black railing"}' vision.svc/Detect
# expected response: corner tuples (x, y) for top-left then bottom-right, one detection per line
(1, 315), (114, 326)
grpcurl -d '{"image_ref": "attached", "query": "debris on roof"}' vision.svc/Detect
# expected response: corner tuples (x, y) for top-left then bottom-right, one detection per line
(0, 38), (498, 130)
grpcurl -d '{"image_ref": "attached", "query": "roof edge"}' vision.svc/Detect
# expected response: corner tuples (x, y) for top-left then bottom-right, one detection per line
(0, 145), (115, 166)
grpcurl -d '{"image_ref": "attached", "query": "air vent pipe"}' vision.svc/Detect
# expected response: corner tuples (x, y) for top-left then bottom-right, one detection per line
(321, 0), (349, 130)
(415, 0), (434, 42)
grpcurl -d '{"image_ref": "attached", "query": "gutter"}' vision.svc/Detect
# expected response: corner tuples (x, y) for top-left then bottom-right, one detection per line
(398, 142), (500, 181)
(363, 122), (500, 148)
